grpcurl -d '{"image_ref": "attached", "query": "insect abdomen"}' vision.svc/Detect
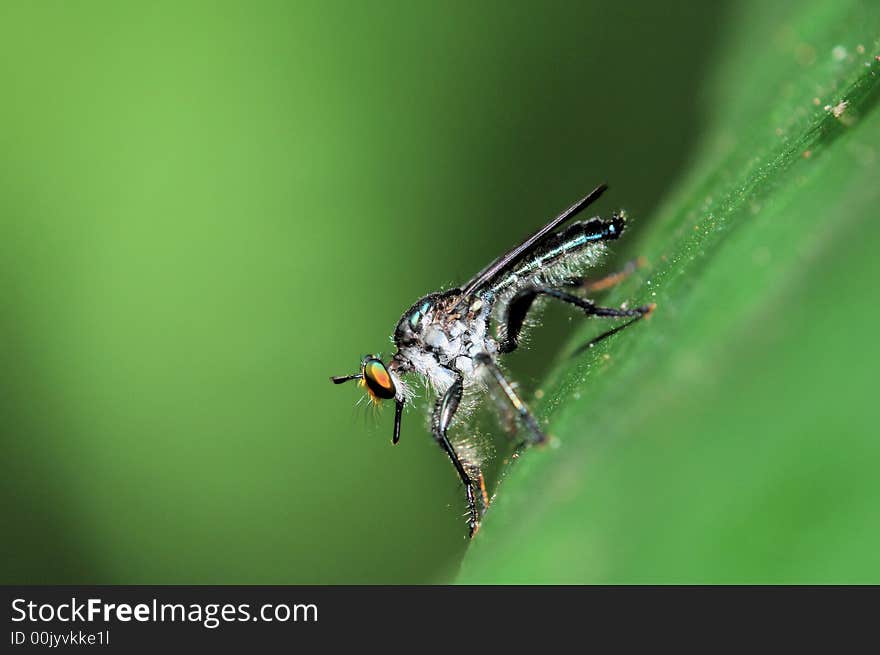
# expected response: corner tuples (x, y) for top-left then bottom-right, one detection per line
(489, 216), (624, 295)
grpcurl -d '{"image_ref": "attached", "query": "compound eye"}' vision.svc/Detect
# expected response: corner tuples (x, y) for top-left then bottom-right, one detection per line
(362, 358), (396, 400)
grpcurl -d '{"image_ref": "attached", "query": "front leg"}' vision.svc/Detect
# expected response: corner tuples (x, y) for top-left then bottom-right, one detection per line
(432, 377), (484, 537)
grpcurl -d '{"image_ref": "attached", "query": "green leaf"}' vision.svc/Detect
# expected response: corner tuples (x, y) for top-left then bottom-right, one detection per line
(459, 0), (880, 583)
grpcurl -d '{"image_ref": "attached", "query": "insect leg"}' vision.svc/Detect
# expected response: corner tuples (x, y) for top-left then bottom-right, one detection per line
(575, 257), (646, 294)
(570, 314), (646, 357)
(499, 287), (654, 353)
(474, 353), (547, 444)
(432, 378), (482, 536)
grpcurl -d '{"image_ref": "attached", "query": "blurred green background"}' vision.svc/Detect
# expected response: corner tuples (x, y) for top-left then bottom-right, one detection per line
(9, 0), (853, 583)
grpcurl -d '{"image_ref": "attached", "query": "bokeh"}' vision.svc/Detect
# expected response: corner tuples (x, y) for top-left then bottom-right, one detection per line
(1, 1), (728, 583)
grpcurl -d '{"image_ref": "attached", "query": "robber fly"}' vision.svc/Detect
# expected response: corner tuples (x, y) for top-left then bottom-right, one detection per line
(331, 184), (654, 536)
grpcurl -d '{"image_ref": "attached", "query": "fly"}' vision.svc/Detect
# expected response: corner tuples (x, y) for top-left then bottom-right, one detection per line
(331, 184), (655, 537)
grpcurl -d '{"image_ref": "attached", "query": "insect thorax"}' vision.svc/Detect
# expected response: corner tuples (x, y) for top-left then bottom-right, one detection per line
(392, 290), (497, 389)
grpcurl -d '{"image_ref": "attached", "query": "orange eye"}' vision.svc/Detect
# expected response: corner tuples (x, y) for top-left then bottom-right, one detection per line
(362, 358), (396, 400)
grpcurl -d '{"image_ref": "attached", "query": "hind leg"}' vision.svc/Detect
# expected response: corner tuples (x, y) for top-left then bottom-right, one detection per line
(498, 286), (654, 354)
